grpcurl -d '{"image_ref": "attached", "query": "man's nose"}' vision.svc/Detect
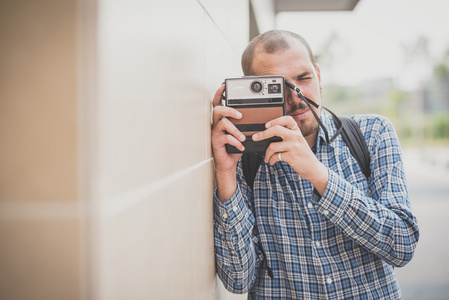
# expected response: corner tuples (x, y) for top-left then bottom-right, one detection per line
(286, 87), (299, 105)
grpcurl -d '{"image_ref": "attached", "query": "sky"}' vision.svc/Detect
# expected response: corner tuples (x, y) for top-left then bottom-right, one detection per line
(276, 0), (449, 88)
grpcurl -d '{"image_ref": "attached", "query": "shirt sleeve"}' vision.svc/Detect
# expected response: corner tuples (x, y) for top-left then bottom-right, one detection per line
(314, 116), (420, 267)
(213, 169), (262, 293)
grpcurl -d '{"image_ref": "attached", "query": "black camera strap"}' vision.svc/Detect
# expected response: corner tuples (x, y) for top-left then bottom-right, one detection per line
(284, 80), (342, 144)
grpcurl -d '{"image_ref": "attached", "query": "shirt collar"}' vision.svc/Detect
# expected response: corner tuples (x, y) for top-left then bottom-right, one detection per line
(315, 109), (338, 152)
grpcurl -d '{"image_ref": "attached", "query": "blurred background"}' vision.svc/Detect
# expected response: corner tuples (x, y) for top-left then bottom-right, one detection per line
(0, 0), (447, 299)
(278, 0), (449, 148)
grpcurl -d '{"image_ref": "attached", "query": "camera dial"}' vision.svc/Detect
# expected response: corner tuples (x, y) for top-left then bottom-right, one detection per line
(250, 80), (264, 94)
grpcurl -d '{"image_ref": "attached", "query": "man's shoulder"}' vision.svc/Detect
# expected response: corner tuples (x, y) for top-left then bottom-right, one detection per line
(350, 113), (390, 125)
(348, 114), (399, 153)
(350, 114), (394, 134)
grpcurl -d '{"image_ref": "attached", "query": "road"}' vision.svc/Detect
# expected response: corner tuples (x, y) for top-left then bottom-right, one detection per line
(395, 147), (449, 300)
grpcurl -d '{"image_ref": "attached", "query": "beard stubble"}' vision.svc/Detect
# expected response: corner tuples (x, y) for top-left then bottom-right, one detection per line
(287, 102), (320, 138)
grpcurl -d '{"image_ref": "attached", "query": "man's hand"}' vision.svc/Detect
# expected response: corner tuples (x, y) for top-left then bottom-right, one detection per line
(211, 85), (245, 202)
(252, 116), (329, 195)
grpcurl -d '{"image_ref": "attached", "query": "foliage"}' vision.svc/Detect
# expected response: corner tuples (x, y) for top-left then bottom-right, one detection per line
(318, 34), (449, 145)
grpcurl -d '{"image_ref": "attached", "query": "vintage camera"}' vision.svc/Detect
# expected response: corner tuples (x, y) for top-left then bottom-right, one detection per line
(224, 75), (285, 154)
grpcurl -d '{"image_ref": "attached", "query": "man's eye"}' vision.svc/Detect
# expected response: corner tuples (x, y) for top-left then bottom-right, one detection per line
(296, 77), (312, 83)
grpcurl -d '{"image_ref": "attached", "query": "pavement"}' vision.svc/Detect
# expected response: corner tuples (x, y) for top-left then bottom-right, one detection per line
(395, 147), (449, 300)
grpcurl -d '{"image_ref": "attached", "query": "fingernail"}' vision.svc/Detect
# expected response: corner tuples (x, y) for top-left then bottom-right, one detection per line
(237, 112), (242, 118)
(240, 134), (246, 141)
(266, 122), (271, 128)
(252, 133), (258, 140)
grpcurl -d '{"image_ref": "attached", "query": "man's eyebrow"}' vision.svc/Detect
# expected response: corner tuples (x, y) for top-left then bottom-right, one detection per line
(296, 71), (313, 80)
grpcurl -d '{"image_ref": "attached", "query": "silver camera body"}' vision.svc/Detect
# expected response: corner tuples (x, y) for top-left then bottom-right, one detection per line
(224, 75), (285, 154)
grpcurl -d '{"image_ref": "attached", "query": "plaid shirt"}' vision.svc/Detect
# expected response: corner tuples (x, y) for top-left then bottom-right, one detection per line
(213, 111), (419, 299)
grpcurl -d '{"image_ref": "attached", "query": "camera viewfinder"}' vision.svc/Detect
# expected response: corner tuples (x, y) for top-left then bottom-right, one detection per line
(268, 83), (281, 94)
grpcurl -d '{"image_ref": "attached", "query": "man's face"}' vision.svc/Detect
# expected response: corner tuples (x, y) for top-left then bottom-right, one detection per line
(251, 41), (322, 140)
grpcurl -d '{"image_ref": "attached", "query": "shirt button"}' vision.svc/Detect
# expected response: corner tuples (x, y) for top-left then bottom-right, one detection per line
(327, 277), (333, 284)
(315, 241), (320, 247)
(222, 213), (228, 219)
(232, 206), (238, 212)
(323, 210), (329, 216)
(307, 202), (313, 209)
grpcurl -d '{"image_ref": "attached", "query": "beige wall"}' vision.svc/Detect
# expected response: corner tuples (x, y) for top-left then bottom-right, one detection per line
(1, 0), (248, 299)
(0, 0), (82, 299)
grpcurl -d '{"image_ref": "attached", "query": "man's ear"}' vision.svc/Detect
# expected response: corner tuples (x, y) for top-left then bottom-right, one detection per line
(315, 63), (322, 82)
(315, 63), (323, 91)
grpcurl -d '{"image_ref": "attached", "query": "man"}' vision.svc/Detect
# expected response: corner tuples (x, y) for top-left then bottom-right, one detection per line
(211, 30), (419, 299)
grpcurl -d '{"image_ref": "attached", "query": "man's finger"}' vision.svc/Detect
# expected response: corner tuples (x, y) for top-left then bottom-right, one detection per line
(213, 106), (242, 127)
(266, 116), (299, 131)
(252, 125), (288, 142)
(212, 122), (246, 152)
(212, 84), (226, 107)
(219, 118), (246, 142)
(222, 134), (245, 152)
(264, 140), (285, 162)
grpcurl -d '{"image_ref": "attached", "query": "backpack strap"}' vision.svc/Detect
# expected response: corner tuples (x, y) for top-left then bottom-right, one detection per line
(241, 152), (264, 190)
(338, 116), (371, 179)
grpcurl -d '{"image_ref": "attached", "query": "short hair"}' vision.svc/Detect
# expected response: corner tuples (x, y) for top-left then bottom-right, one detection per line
(241, 30), (316, 75)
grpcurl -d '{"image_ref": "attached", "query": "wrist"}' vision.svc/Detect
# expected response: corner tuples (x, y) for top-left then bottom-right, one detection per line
(215, 168), (238, 202)
(305, 162), (329, 196)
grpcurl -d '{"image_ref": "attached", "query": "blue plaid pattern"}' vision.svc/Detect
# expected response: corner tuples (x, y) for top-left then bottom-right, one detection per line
(214, 111), (419, 299)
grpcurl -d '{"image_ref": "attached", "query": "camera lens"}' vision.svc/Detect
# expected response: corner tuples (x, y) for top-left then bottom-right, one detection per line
(250, 81), (263, 93)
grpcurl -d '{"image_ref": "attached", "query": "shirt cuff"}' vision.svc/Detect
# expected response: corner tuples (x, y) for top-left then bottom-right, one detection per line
(314, 169), (357, 225)
(213, 184), (250, 229)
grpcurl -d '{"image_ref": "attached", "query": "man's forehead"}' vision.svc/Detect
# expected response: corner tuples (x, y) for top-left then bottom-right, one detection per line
(253, 40), (311, 64)
(255, 38), (308, 56)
